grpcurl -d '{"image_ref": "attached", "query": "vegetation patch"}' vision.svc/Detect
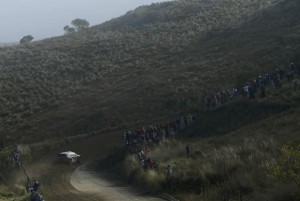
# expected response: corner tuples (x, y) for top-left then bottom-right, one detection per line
(99, 88), (300, 201)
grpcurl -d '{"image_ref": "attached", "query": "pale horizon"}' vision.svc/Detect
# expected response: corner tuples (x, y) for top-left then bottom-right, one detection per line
(0, 0), (171, 43)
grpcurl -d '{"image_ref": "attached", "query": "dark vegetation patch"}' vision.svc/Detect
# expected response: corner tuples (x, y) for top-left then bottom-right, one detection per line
(188, 100), (292, 137)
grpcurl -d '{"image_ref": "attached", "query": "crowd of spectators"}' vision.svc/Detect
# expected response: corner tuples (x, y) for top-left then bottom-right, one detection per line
(121, 62), (299, 180)
(205, 63), (299, 108)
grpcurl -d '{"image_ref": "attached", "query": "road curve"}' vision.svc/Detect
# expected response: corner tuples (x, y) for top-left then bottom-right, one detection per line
(24, 132), (166, 201)
(70, 165), (164, 201)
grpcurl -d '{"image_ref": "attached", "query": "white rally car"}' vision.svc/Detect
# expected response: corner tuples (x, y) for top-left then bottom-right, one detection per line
(57, 151), (81, 164)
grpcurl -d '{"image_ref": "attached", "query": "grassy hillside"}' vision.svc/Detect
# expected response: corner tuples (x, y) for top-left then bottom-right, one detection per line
(0, 0), (300, 144)
(101, 85), (300, 201)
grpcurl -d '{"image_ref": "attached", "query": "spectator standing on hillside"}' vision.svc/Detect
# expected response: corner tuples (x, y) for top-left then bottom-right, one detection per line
(287, 70), (293, 82)
(180, 116), (185, 131)
(183, 116), (188, 128)
(249, 86), (256, 100)
(212, 95), (217, 107)
(158, 126), (165, 141)
(141, 159), (146, 170)
(12, 150), (21, 168)
(260, 84), (266, 98)
(153, 162), (159, 174)
(33, 181), (40, 192)
(34, 193), (44, 201)
(30, 191), (37, 201)
(290, 62), (295, 72)
(243, 85), (249, 97)
(146, 157), (153, 170)
(296, 63), (300, 75)
(293, 79), (298, 91)
(279, 69), (285, 80)
(205, 96), (211, 108)
(186, 144), (191, 157)
(138, 149), (145, 160)
(172, 121), (178, 135)
(270, 79), (275, 89)
(187, 114), (193, 126)
(165, 165), (172, 181)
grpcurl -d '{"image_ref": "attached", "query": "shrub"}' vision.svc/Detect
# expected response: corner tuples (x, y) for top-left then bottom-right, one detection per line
(268, 143), (300, 183)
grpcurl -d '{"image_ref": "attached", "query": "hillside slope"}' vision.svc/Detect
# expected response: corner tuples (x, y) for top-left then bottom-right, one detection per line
(117, 87), (300, 201)
(0, 0), (300, 143)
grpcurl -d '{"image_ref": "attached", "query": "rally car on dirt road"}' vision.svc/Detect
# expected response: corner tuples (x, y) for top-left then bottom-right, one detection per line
(57, 151), (81, 164)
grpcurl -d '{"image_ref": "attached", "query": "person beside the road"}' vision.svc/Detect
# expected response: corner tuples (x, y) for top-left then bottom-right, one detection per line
(12, 150), (21, 169)
(33, 180), (40, 192)
(186, 144), (191, 157)
(165, 165), (172, 181)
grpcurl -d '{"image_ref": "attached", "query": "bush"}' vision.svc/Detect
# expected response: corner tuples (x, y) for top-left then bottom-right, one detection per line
(268, 143), (300, 183)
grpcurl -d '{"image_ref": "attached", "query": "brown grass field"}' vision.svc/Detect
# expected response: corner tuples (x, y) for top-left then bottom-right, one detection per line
(0, 0), (300, 200)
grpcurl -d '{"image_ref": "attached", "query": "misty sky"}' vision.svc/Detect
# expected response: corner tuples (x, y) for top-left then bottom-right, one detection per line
(0, 0), (170, 43)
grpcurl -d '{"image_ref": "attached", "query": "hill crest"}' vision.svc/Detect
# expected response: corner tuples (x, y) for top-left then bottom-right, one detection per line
(0, 0), (299, 142)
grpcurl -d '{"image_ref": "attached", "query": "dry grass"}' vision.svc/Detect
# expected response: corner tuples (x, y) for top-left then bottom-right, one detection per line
(118, 88), (300, 200)
(0, 0), (300, 145)
(0, 0), (300, 199)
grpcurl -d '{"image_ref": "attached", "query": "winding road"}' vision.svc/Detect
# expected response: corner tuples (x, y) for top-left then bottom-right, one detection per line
(24, 133), (166, 201)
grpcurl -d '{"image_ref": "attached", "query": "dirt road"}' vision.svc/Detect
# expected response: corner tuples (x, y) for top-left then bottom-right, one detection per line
(25, 133), (166, 201)
(70, 165), (164, 201)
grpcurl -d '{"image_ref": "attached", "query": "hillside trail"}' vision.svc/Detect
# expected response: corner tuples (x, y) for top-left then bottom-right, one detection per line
(23, 132), (165, 201)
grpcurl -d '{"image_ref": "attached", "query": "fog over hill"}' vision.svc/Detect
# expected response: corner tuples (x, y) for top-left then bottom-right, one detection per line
(0, 0), (171, 42)
(0, 42), (17, 47)
(0, 0), (299, 143)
